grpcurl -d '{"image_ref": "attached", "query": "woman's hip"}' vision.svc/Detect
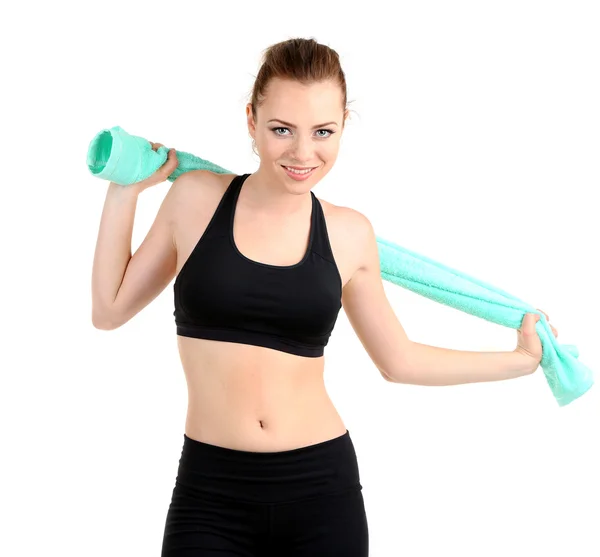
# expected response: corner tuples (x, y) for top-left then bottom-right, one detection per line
(172, 428), (363, 505)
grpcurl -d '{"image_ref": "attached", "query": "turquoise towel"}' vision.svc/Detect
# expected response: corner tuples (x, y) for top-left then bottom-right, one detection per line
(377, 238), (593, 407)
(87, 125), (594, 406)
(86, 125), (230, 184)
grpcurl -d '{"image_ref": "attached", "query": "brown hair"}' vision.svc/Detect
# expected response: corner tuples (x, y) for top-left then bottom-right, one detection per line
(250, 37), (348, 122)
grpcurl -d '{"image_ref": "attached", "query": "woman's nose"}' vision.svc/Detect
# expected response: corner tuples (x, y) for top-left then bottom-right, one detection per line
(291, 136), (313, 162)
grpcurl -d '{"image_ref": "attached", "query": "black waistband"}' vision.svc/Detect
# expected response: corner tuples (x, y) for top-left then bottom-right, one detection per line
(173, 430), (362, 504)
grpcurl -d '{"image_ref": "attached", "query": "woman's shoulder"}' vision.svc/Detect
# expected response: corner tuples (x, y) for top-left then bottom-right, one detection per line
(316, 196), (376, 279)
(172, 169), (236, 196)
(317, 196), (374, 239)
(167, 170), (236, 209)
(164, 170), (237, 226)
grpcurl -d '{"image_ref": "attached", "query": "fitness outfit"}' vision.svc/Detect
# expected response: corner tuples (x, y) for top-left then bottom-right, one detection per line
(162, 174), (369, 556)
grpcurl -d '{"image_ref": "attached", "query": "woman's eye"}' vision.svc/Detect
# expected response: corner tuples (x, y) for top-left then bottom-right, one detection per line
(272, 127), (334, 138)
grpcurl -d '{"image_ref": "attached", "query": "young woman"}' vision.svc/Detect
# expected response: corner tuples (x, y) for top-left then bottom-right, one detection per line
(91, 37), (556, 556)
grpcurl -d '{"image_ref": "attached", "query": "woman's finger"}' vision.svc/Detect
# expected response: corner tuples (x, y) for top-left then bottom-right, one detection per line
(536, 308), (550, 321)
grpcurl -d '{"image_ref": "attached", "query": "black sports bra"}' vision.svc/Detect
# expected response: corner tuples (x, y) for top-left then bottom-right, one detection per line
(173, 173), (343, 357)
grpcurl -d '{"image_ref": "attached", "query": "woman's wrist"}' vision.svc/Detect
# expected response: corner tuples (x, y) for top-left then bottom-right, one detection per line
(510, 348), (540, 375)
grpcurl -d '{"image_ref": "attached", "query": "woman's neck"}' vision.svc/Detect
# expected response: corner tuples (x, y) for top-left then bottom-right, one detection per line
(241, 168), (312, 217)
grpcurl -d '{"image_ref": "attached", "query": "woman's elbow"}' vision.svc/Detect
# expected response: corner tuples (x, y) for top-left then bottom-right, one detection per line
(91, 307), (123, 330)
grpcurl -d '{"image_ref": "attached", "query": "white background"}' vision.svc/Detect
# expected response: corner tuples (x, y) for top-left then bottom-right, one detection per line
(2, 1), (599, 555)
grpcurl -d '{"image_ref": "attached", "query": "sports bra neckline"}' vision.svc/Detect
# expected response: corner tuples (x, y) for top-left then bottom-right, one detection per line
(228, 173), (317, 270)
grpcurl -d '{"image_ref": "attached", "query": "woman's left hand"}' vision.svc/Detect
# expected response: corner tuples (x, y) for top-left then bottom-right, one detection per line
(514, 309), (559, 373)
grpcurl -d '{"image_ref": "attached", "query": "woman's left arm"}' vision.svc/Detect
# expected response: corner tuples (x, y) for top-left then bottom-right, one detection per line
(341, 212), (557, 386)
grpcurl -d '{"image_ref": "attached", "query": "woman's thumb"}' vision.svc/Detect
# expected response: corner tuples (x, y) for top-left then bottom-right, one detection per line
(523, 313), (540, 335)
(166, 148), (178, 166)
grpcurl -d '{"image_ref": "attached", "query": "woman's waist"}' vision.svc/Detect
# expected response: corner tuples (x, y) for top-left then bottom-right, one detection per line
(185, 397), (344, 449)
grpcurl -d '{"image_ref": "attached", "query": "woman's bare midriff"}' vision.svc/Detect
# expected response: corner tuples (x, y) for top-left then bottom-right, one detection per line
(177, 335), (348, 453)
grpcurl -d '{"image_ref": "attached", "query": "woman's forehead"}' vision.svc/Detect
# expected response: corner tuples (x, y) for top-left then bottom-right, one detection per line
(259, 79), (344, 121)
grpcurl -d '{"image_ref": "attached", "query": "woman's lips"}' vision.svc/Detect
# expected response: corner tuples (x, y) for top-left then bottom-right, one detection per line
(281, 165), (317, 181)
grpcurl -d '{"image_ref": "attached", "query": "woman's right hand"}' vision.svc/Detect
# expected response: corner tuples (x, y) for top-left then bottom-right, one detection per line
(128, 142), (179, 193)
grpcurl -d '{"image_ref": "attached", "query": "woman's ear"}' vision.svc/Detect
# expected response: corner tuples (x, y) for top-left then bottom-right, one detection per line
(246, 103), (256, 139)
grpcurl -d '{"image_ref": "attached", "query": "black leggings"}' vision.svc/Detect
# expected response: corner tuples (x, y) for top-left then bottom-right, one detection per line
(160, 429), (369, 556)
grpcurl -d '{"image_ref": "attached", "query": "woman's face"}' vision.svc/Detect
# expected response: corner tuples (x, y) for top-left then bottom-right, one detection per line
(247, 77), (347, 189)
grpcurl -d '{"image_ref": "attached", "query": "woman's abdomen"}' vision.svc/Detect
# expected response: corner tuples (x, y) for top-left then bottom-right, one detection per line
(178, 339), (346, 452)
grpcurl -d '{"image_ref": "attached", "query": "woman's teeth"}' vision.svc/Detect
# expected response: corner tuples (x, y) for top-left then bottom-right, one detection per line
(285, 167), (314, 174)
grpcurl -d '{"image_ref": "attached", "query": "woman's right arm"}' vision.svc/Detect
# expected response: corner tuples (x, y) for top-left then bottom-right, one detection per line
(91, 146), (180, 329)
(91, 184), (171, 329)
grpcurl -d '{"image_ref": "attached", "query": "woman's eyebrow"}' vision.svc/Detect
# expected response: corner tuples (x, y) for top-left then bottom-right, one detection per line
(267, 119), (339, 129)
